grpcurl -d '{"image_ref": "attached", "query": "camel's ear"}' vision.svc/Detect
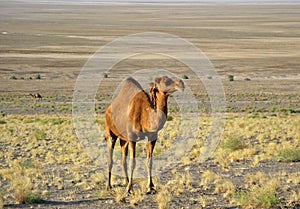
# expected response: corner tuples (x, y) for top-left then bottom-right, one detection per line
(154, 77), (162, 84)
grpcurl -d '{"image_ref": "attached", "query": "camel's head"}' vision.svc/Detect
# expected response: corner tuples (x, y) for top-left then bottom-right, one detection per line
(150, 76), (184, 96)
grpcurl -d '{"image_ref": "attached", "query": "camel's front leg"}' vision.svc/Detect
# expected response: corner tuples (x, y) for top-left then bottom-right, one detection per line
(105, 134), (116, 190)
(120, 139), (129, 186)
(126, 140), (136, 193)
(146, 134), (157, 194)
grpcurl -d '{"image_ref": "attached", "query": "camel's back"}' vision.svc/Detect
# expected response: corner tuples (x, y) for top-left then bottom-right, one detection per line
(108, 77), (144, 138)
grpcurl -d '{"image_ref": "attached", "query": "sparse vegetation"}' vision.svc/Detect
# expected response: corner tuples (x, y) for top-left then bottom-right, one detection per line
(0, 190), (4, 209)
(35, 73), (41, 80)
(277, 148), (300, 162)
(220, 136), (246, 151)
(227, 75), (234, 81)
(181, 74), (189, 79)
(9, 75), (17, 80)
(156, 186), (172, 209)
(33, 129), (47, 140)
(0, 2), (299, 208)
(234, 185), (279, 208)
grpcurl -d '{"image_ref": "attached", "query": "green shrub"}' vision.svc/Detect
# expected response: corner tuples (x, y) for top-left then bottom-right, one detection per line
(233, 186), (279, 208)
(23, 193), (44, 204)
(167, 115), (173, 121)
(35, 73), (41, 80)
(33, 130), (46, 140)
(181, 74), (189, 79)
(10, 75), (17, 80)
(227, 75), (234, 81)
(0, 120), (6, 124)
(221, 136), (245, 151)
(19, 159), (36, 169)
(277, 148), (300, 162)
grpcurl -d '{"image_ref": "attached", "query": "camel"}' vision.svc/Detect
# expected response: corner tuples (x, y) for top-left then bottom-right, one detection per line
(105, 76), (184, 194)
(29, 93), (42, 100)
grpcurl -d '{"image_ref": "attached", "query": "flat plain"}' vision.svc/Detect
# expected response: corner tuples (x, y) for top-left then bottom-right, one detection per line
(0, 1), (299, 208)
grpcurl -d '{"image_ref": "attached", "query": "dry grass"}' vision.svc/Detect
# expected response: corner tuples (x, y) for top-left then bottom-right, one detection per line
(115, 188), (126, 203)
(0, 190), (3, 209)
(129, 188), (145, 206)
(233, 172), (281, 208)
(0, 113), (299, 207)
(155, 185), (172, 209)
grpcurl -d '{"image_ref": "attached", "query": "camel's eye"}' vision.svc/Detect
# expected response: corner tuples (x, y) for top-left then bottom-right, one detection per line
(165, 79), (173, 86)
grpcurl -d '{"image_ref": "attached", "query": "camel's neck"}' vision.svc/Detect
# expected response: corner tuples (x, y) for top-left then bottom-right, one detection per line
(155, 93), (168, 116)
(146, 91), (169, 132)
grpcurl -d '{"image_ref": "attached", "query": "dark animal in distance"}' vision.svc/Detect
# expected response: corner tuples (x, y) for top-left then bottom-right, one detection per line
(29, 93), (42, 100)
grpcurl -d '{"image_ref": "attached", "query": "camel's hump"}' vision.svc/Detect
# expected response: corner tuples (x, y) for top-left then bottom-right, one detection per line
(110, 77), (145, 137)
(111, 76), (145, 112)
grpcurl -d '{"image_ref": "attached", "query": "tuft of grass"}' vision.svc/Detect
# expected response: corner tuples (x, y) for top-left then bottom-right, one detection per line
(129, 189), (145, 206)
(19, 159), (36, 169)
(0, 120), (6, 124)
(11, 173), (42, 204)
(33, 130), (46, 140)
(181, 74), (189, 79)
(156, 186), (172, 209)
(277, 148), (300, 162)
(35, 73), (41, 80)
(220, 136), (245, 151)
(91, 172), (106, 186)
(22, 193), (44, 204)
(286, 190), (300, 207)
(200, 170), (221, 190)
(227, 75), (234, 81)
(233, 185), (279, 208)
(9, 75), (17, 80)
(214, 179), (235, 197)
(115, 188), (126, 203)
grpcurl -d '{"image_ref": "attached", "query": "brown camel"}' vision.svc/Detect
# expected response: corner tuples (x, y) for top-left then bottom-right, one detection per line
(105, 76), (184, 194)
(29, 93), (42, 100)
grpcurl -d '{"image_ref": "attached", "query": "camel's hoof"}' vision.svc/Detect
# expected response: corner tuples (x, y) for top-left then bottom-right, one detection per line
(146, 188), (156, 195)
(106, 184), (112, 191)
(126, 187), (134, 195)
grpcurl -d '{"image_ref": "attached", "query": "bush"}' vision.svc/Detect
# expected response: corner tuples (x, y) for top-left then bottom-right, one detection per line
(33, 130), (46, 140)
(277, 148), (300, 162)
(227, 75), (234, 81)
(35, 73), (41, 80)
(181, 74), (189, 79)
(10, 75), (17, 80)
(220, 136), (245, 151)
(103, 73), (108, 78)
(233, 185), (279, 208)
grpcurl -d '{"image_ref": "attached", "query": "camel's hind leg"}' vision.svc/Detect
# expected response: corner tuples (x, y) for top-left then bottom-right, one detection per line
(126, 140), (136, 193)
(146, 133), (157, 194)
(120, 139), (129, 186)
(105, 131), (117, 190)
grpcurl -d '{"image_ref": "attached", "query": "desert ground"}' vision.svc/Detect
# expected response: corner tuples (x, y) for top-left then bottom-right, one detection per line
(0, 1), (299, 208)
